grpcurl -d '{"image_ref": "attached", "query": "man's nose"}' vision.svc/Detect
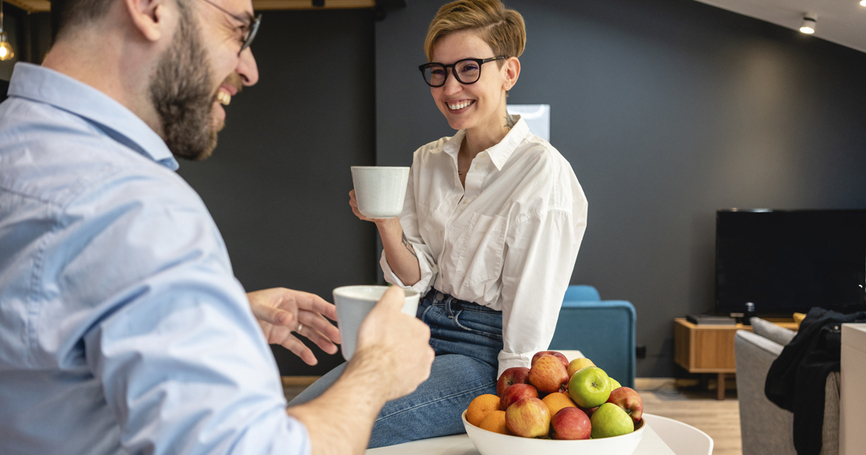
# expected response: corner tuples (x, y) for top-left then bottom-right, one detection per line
(238, 47), (259, 86)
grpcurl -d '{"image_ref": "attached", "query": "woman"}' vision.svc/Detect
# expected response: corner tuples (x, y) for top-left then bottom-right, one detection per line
(291, 0), (587, 447)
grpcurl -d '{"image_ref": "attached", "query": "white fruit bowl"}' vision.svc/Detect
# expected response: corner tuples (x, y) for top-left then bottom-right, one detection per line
(461, 410), (645, 455)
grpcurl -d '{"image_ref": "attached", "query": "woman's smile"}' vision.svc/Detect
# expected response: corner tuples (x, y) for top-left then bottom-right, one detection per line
(447, 99), (475, 111)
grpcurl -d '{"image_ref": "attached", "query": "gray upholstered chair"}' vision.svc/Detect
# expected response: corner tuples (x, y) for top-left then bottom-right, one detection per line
(734, 317), (840, 455)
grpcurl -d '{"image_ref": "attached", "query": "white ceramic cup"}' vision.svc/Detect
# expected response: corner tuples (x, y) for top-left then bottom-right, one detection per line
(332, 285), (420, 361)
(351, 166), (410, 219)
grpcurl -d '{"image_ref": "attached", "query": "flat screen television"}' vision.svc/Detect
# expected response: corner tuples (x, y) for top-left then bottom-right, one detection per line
(715, 209), (866, 318)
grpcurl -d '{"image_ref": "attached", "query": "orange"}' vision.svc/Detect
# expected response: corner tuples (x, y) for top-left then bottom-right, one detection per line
(542, 391), (577, 417)
(466, 394), (501, 427)
(478, 410), (509, 435)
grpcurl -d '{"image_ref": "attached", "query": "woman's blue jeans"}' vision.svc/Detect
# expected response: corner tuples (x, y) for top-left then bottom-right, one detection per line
(288, 289), (503, 448)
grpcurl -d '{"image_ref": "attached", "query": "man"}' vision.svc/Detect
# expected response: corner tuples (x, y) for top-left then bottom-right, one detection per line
(0, 0), (434, 453)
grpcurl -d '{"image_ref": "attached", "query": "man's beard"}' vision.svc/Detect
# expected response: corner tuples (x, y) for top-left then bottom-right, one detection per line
(149, 4), (218, 161)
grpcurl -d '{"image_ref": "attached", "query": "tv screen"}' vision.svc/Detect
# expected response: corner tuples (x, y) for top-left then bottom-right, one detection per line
(715, 209), (866, 317)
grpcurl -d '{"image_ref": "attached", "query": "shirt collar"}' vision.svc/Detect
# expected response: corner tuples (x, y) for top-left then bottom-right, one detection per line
(7, 63), (179, 171)
(441, 115), (530, 171)
(486, 116), (528, 170)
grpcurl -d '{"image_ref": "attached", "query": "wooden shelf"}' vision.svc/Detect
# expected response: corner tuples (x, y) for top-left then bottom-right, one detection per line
(673, 317), (797, 400)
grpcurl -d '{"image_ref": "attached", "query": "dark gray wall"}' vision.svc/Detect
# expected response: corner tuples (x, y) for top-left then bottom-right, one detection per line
(86, 0), (866, 378)
(375, 0), (866, 377)
(179, 9), (378, 376)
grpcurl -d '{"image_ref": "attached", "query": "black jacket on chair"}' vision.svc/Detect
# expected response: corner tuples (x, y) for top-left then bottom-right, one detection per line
(765, 307), (866, 455)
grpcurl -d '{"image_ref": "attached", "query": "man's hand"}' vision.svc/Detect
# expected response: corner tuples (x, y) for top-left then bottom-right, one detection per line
(247, 288), (341, 366)
(286, 286), (434, 454)
(350, 286), (434, 401)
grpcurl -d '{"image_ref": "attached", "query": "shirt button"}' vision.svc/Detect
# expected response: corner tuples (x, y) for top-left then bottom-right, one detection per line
(475, 164), (482, 170)
(463, 199), (470, 205)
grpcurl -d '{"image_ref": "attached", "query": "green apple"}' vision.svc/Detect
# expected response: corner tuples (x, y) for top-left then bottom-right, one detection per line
(608, 377), (622, 391)
(590, 402), (634, 438)
(567, 366), (611, 408)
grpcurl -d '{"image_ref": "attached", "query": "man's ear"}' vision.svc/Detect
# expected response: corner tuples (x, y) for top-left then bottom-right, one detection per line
(124, 0), (172, 42)
(503, 57), (521, 91)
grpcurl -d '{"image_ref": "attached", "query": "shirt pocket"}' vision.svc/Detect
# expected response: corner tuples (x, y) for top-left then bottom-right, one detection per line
(454, 212), (507, 285)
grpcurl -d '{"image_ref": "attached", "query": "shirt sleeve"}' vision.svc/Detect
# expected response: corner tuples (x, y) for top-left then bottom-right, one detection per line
(380, 160), (438, 295)
(496, 158), (588, 377)
(64, 168), (310, 455)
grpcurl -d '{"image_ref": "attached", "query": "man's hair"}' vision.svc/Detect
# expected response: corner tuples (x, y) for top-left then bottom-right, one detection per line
(50, 0), (117, 41)
(424, 0), (525, 63)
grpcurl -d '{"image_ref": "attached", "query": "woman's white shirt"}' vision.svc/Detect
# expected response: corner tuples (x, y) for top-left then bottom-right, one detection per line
(381, 117), (588, 376)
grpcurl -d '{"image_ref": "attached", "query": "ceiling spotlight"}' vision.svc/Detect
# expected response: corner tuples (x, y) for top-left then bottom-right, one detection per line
(799, 14), (817, 34)
(861, 0), (866, 7)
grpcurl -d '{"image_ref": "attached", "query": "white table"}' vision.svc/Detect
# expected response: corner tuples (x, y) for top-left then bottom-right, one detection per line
(841, 323), (866, 455)
(365, 413), (709, 455)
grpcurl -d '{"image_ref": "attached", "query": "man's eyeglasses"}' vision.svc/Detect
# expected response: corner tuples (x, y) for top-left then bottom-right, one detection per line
(199, 0), (262, 56)
(418, 56), (507, 87)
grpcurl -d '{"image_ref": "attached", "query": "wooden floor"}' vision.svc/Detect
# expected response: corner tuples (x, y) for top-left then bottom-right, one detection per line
(283, 379), (743, 455)
(638, 381), (741, 455)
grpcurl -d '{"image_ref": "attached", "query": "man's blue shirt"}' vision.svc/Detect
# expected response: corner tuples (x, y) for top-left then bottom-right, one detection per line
(0, 63), (310, 455)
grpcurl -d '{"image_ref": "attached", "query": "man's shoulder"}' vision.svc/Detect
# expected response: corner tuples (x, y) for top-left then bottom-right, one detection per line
(0, 97), (187, 210)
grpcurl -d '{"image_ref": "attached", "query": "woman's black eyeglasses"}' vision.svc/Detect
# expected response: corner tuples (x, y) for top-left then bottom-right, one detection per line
(199, 0), (262, 56)
(419, 56), (507, 87)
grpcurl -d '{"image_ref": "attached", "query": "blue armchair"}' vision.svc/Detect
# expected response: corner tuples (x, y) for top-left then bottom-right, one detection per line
(548, 285), (636, 388)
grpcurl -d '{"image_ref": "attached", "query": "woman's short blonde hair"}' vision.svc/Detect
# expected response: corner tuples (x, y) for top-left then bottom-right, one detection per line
(424, 0), (526, 63)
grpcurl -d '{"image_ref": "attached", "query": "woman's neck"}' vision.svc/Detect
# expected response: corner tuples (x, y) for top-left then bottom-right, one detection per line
(461, 112), (514, 159)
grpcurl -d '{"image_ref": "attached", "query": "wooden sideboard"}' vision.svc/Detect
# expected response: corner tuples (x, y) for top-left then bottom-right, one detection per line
(673, 317), (797, 400)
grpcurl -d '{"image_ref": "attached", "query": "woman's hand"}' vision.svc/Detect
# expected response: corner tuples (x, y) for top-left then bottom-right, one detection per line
(348, 189), (393, 223)
(247, 288), (341, 366)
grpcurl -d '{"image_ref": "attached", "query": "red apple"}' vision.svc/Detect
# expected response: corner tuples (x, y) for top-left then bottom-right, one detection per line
(500, 383), (539, 410)
(528, 355), (569, 393)
(606, 386), (644, 423)
(550, 407), (592, 440)
(505, 397), (551, 438)
(578, 405), (599, 418)
(496, 367), (530, 396)
(531, 351), (569, 369)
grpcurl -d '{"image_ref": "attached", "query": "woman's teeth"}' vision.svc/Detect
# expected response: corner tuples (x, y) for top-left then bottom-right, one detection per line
(216, 91), (231, 106)
(448, 100), (472, 110)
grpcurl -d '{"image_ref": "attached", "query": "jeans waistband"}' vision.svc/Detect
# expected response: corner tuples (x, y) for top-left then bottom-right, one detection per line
(423, 288), (501, 314)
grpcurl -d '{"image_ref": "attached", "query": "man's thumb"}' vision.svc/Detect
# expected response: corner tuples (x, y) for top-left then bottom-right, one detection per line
(373, 286), (406, 314)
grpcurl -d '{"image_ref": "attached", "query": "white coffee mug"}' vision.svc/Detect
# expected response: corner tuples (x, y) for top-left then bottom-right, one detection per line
(351, 166), (410, 219)
(332, 285), (420, 360)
